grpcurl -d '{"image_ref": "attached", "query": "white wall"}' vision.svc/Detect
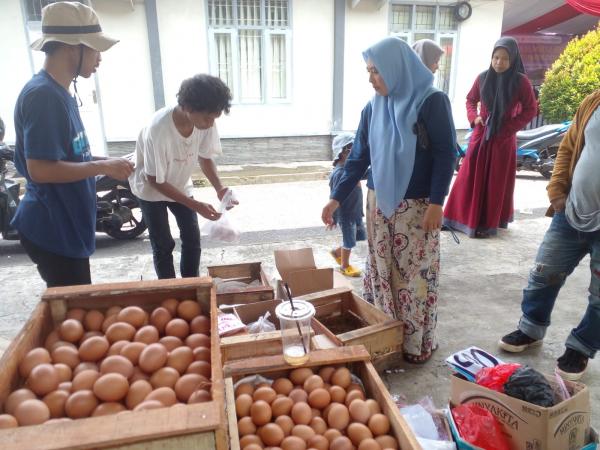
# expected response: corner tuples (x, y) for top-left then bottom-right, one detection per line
(0, 1), (33, 144)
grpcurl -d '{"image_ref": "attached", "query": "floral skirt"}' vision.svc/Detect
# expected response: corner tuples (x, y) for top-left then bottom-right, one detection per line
(363, 189), (440, 356)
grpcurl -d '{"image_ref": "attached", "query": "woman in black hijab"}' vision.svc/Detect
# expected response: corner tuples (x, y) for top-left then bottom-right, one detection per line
(443, 37), (537, 238)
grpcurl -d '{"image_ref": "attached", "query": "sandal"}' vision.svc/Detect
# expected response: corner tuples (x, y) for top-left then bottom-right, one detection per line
(403, 345), (438, 365)
(329, 249), (342, 265)
(475, 230), (489, 239)
(339, 265), (362, 277)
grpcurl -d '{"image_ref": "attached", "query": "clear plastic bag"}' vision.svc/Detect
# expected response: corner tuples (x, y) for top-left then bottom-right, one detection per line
(247, 311), (277, 334)
(201, 189), (240, 243)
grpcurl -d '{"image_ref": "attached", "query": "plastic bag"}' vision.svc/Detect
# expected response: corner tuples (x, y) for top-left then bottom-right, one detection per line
(451, 404), (511, 450)
(475, 362), (521, 392)
(503, 366), (555, 407)
(400, 404), (440, 440)
(416, 437), (457, 450)
(247, 311), (277, 334)
(201, 189), (240, 242)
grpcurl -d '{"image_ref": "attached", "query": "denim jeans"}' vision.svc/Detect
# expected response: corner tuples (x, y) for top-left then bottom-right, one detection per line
(519, 211), (600, 358)
(139, 199), (201, 279)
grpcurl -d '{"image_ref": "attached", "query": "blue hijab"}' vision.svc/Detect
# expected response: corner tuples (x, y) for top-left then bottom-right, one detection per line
(363, 37), (434, 218)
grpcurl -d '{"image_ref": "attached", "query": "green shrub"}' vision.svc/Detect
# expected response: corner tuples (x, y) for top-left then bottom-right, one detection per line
(539, 26), (600, 122)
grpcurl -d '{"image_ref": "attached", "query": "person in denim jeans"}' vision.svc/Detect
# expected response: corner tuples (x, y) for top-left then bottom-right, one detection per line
(499, 90), (600, 380)
(130, 75), (234, 279)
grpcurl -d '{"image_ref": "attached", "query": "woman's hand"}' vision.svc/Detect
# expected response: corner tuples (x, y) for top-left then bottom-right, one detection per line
(474, 116), (484, 126)
(322, 199), (340, 227)
(422, 204), (443, 232)
(551, 195), (566, 212)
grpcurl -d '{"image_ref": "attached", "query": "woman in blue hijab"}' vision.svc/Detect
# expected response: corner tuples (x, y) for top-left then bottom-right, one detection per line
(322, 37), (457, 363)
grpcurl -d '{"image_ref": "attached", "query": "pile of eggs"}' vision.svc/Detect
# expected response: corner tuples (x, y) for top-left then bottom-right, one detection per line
(235, 365), (399, 450)
(0, 298), (212, 429)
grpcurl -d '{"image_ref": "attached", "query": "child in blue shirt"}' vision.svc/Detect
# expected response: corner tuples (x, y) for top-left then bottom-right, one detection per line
(328, 133), (366, 277)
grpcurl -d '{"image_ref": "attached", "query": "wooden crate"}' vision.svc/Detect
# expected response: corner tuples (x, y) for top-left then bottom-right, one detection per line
(208, 262), (274, 306)
(0, 278), (228, 450)
(223, 346), (422, 450)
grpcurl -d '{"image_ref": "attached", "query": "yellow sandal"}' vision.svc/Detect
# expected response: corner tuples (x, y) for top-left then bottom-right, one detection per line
(339, 265), (362, 277)
(329, 249), (342, 265)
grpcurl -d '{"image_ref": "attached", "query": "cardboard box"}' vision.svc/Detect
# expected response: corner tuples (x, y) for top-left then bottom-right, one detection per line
(207, 262), (274, 305)
(274, 247), (351, 298)
(450, 373), (591, 450)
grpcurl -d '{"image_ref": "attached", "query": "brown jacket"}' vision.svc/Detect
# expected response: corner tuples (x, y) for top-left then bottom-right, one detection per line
(546, 90), (600, 216)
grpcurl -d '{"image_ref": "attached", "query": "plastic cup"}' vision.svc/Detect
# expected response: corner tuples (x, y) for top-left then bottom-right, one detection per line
(275, 300), (315, 366)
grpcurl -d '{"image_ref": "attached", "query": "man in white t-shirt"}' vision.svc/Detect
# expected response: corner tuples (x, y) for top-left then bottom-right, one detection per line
(130, 74), (233, 279)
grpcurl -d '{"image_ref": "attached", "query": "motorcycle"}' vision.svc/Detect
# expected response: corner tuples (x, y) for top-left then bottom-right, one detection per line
(0, 148), (146, 241)
(456, 121), (571, 179)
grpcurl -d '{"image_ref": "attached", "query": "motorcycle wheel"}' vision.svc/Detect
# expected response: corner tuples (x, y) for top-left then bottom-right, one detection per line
(102, 188), (147, 240)
(538, 146), (558, 180)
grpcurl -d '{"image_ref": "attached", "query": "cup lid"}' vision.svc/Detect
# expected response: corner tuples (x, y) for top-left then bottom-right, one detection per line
(275, 300), (315, 321)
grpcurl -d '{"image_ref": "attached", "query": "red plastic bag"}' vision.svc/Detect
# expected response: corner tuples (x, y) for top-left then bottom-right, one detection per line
(452, 404), (511, 450)
(475, 363), (521, 392)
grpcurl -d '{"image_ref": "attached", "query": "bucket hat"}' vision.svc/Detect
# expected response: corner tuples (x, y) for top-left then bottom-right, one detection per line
(332, 132), (355, 161)
(31, 1), (118, 52)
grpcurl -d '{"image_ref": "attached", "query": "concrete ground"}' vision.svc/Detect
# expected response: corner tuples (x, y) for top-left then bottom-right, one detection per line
(0, 167), (597, 430)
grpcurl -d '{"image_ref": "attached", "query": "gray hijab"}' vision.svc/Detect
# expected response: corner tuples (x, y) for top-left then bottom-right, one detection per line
(412, 39), (444, 69)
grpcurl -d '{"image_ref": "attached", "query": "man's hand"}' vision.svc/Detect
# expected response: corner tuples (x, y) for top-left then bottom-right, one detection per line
(97, 158), (134, 181)
(217, 187), (238, 210)
(322, 199), (340, 227)
(422, 204), (443, 232)
(551, 195), (566, 212)
(193, 200), (221, 221)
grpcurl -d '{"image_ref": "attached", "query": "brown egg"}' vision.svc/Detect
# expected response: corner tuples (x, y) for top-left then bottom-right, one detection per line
(261, 423), (285, 446)
(167, 346), (194, 374)
(160, 298), (179, 316)
(345, 389), (366, 406)
(43, 390), (69, 418)
(375, 435), (398, 449)
(120, 342), (147, 365)
(59, 319), (84, 343)
(307, 435), (329, 450)
(165, 318), (190, 339)
(288, 388), (308, 404)
(108, 340), (129, 356)
(58, 382), (72, 393)
(145, 387), (177, 406)
(250, 399), (272, 426)
(19, 347), (52, 378)
(289, 367), (313, 385)
(309, 416), (327, 435)
(80, 331), (103, 344)
(28, 363), (60, 396)
(44, 330), (61, 351)
(271, 396), (294, 417)
(348, 423), (373, 446)
(150, 366), (180, 389)
(130, 367), (150, 383)
(272, 378), (294, 396)
(73, 361), (98, 377)
(235, 393), (253, 417)
(177, 299), (202, 321)
(174, 373), (209, 402)
(190, 315), (210, 334)
(292, 424), (315, 441)
(358, 438), (381, 450)
(311, 407), (321, 418)
(235, 382), (255, 397)
(72, 369), (101, 391)
(280, 435), (307, 450)
(365, 399), (381, 416)
(324, 428), (343, 442)
(106, 305), (122, 317)
(368, 413), (390, 436)
(50, 340), (77, 353)
(330, 368), (351, 389)
(185, 333), (210, 349)
(51, 345), (80, 369)
(349, 399), (371, 424)
(308, 388), (331, 409)
(318, 366), (336, 383)
(290, 401), (312, 425)
(149, 307), (172, 334)
(101, 315), (118, 334)
(5, 388), (36, 415)
(238, 416), (257, 436)
(106, 322), (136, 343)
(186, 361), (211, 378)
(83, 310), (104, 331)
(188, 390), (211, 404)
(78, 336), (109, 362)
(134, 325), (159, 344)
(0, 414), (18, 429)
(239, 434), (263, 449)
(347, 382), (363, 393)
(303, 375), (324, 393)
(93, 373), (129, 402)
(139, 343), (168, 373)
(66, 308), (86, 321)
(100, 355), (134, 379)
(126, 379), (153, 409)
(253, 386), (277, 404)
(133, 400), (164, 411)
(117, 306), (148, 328)
(242, 444), (262, 450)
(327, 403), (350, 430)
(14, 399), (50, 426)
(159, 336), (183, 352)
(330, 436), (353, 450)
(192, 346), (211, 363)
(92, 402), (127, 416)
(65, 390), (98, 418)
(275, 415), (294, 437)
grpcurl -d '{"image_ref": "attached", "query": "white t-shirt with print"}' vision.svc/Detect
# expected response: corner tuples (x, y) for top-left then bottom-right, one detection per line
(129, 106), (222, 202)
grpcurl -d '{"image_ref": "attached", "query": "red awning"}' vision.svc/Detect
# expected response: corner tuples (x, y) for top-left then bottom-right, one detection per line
(504, 4), (581, 34)
(567, 0), (600, 16)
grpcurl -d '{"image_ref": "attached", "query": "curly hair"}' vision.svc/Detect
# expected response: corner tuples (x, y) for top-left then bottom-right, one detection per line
(177, 74), (232, 114)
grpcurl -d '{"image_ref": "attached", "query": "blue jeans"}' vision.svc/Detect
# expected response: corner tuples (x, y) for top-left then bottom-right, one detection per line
(340, 218), (366, 250)
(139, 199), (201, 279)
(519, 211), (600, 358)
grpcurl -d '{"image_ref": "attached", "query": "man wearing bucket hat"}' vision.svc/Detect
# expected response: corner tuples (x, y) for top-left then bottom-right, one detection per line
(11, 1), (133, 287)
(327, 132), (366, 277)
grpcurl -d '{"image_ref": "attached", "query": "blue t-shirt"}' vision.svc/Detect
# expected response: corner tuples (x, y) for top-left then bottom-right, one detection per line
(329, 165), (363, 224)
(11, 70), (96, 258)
